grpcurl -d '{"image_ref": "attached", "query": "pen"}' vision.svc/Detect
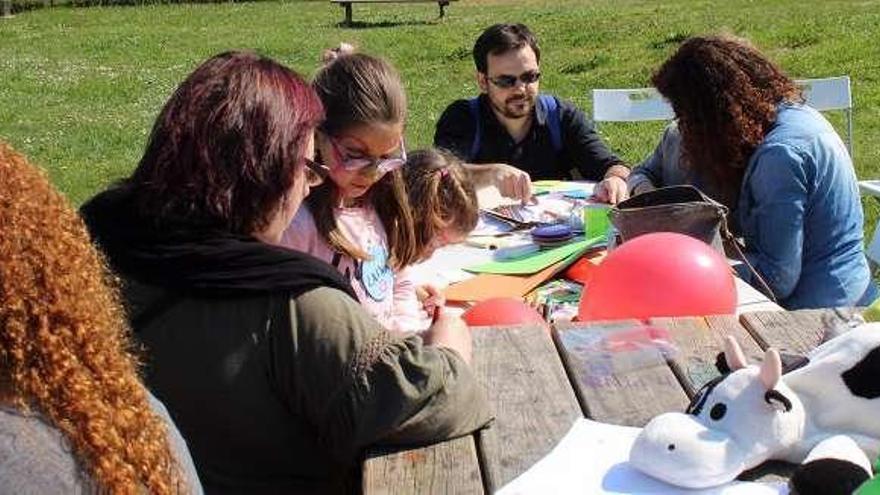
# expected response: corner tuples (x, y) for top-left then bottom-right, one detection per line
(432, 305), (442, 324)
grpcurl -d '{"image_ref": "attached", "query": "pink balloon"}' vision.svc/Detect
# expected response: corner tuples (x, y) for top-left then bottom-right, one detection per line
(463, 297), (545, 326)
(578, 233), (736, 321)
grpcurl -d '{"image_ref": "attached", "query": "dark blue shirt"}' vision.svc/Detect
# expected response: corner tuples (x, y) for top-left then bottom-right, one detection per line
(434, 94), (623, 181)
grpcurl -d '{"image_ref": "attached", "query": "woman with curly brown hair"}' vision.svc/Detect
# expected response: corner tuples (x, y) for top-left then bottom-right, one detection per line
(0, 142), (202, 494)
(648, 34), (876, 310)
(80, 51), (490, 494)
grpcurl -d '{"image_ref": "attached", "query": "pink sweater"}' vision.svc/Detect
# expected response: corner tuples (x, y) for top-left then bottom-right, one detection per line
(281, 205), (425, 333)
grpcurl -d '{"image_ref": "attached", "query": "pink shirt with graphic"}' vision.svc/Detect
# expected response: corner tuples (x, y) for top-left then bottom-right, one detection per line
(281, 204), (426, 333)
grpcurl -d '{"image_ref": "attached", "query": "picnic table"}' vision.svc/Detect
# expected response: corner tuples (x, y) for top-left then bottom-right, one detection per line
(363, 306), (862, 493)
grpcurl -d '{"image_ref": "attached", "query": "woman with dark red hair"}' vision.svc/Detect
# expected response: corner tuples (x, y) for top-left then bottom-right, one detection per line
(81, 51), (490, 494)
(651, 35), (876, 310)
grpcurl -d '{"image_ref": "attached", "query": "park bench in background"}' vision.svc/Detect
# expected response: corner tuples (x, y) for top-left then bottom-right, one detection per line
(330, 0), (457, 26)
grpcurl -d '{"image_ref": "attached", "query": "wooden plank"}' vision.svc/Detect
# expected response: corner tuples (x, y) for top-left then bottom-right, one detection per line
(363, 436), (483, 495)
(554, 320), (689, 427)
(739, 308), (852, 354)
(650, 315), (763, 397)
(472, 324), (582, 492)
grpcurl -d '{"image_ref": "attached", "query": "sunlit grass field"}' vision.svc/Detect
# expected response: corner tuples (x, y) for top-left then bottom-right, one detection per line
(2, 0), (880, 234)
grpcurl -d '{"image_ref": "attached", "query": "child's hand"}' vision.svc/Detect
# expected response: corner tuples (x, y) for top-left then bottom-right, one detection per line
(416, 284), (446, 315)
(423, 310), (473, 365)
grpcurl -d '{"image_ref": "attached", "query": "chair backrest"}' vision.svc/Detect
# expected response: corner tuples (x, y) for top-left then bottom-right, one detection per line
(798, 76), (853, 157)
(591, 75), (853, 156)
(591, 88), (674, 123)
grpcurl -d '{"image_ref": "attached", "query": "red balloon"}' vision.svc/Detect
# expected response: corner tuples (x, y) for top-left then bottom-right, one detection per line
(463, 297), (545, 326)
(578, 233), (736, 321)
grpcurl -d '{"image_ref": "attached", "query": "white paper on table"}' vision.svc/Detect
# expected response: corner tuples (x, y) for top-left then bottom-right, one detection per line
(496, 418), (788, 495)
(405, 244), (496, 288)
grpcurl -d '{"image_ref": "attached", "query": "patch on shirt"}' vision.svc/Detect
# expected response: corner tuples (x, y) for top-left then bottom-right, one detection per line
(358, 244), (393, 302)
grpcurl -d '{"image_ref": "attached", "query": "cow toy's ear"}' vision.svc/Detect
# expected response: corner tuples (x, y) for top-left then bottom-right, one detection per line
(723, 336), (748, 371)
(760, 348), (782, 390)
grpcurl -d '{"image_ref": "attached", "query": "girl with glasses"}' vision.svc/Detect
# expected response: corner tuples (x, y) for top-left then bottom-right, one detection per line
(282, 47), (431, 332)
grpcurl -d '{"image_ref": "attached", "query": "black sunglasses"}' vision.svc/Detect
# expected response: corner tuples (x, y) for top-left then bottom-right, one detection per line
(488, 70), (541, 89)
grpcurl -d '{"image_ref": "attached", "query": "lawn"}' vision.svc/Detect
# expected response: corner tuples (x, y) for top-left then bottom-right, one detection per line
(2, 0), (880, 231)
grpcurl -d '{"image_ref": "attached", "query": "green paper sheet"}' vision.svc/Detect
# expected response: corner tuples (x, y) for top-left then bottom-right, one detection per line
(532, 180), (594, 195)
(465, 236), (604, 275)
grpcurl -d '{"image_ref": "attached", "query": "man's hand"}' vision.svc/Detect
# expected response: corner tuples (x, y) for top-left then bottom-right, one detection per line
(466, 162), (532, 204)
(422, 311), (473, 365)
(593, 175), (629, 204)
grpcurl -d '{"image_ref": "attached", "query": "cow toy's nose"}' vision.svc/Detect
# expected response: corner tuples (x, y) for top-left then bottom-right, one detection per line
(629, 412), (748, 489)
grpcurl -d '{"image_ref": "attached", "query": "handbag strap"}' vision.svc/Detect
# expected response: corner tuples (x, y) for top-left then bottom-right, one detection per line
(719, 221), (778, 304)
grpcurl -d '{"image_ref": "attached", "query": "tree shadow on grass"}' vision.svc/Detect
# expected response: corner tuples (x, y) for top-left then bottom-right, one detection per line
(334, 19), (438, 29)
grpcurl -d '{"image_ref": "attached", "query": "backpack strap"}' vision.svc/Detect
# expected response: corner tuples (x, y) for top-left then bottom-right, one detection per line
(539, 94), (563, 153)
(469, 94), (562, 160)
(468, 97), (482, 161)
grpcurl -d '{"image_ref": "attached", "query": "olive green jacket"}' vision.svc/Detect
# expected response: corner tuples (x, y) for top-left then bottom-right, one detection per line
(128, 283), (492, 494)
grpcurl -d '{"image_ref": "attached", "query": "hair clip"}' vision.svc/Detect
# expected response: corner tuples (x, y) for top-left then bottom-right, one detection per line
(437, 167), (450, 178)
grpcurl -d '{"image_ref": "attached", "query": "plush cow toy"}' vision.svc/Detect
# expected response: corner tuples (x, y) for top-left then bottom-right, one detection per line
(629, 323), (880, 491)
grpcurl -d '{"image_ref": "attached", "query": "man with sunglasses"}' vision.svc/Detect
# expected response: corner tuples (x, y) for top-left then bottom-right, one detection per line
(434, 23), (631, 204)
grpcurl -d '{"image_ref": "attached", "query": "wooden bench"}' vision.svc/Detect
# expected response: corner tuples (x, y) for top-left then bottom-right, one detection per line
(330, 0), (457, 26)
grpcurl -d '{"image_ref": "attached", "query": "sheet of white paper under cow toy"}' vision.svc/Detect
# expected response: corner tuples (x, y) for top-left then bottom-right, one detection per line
(496, 418), (788, 495)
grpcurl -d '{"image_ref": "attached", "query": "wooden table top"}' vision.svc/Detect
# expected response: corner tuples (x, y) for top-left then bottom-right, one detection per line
(362, 307), (862, 494)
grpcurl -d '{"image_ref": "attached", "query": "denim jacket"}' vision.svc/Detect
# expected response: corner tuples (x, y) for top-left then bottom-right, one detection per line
(737, 103), (874, 309)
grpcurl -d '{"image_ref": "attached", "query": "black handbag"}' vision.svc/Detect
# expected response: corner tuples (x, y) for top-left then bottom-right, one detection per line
(609, 185), (776, 302)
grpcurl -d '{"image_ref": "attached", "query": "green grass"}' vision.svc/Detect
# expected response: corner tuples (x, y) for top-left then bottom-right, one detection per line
(2, 0), (880, 235)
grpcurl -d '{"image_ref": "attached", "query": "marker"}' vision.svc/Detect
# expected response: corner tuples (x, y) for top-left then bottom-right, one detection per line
(432, 305), (442, 324)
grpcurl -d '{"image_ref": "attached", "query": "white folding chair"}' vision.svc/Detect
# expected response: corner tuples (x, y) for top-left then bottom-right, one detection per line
(797, 76), (853, 157)
(592, 76), (852, 154)
(591, 87), (674, 125)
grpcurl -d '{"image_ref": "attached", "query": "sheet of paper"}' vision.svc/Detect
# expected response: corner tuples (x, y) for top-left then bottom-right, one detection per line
(465, 236), (603, 275)
(497, 418), (788, 495)
(405, 244), (496, 288)
(445, 254), (578, 302)
(533, 180), (596, 196)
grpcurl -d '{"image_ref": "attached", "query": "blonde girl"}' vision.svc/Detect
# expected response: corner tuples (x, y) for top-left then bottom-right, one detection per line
(402, 148), (480, 318)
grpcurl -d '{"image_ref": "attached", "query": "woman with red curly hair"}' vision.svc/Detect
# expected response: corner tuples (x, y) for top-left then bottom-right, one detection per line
(649, 35), (876, 309)
(81, 51), (490, 494)
(0, 142), (202, 494)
